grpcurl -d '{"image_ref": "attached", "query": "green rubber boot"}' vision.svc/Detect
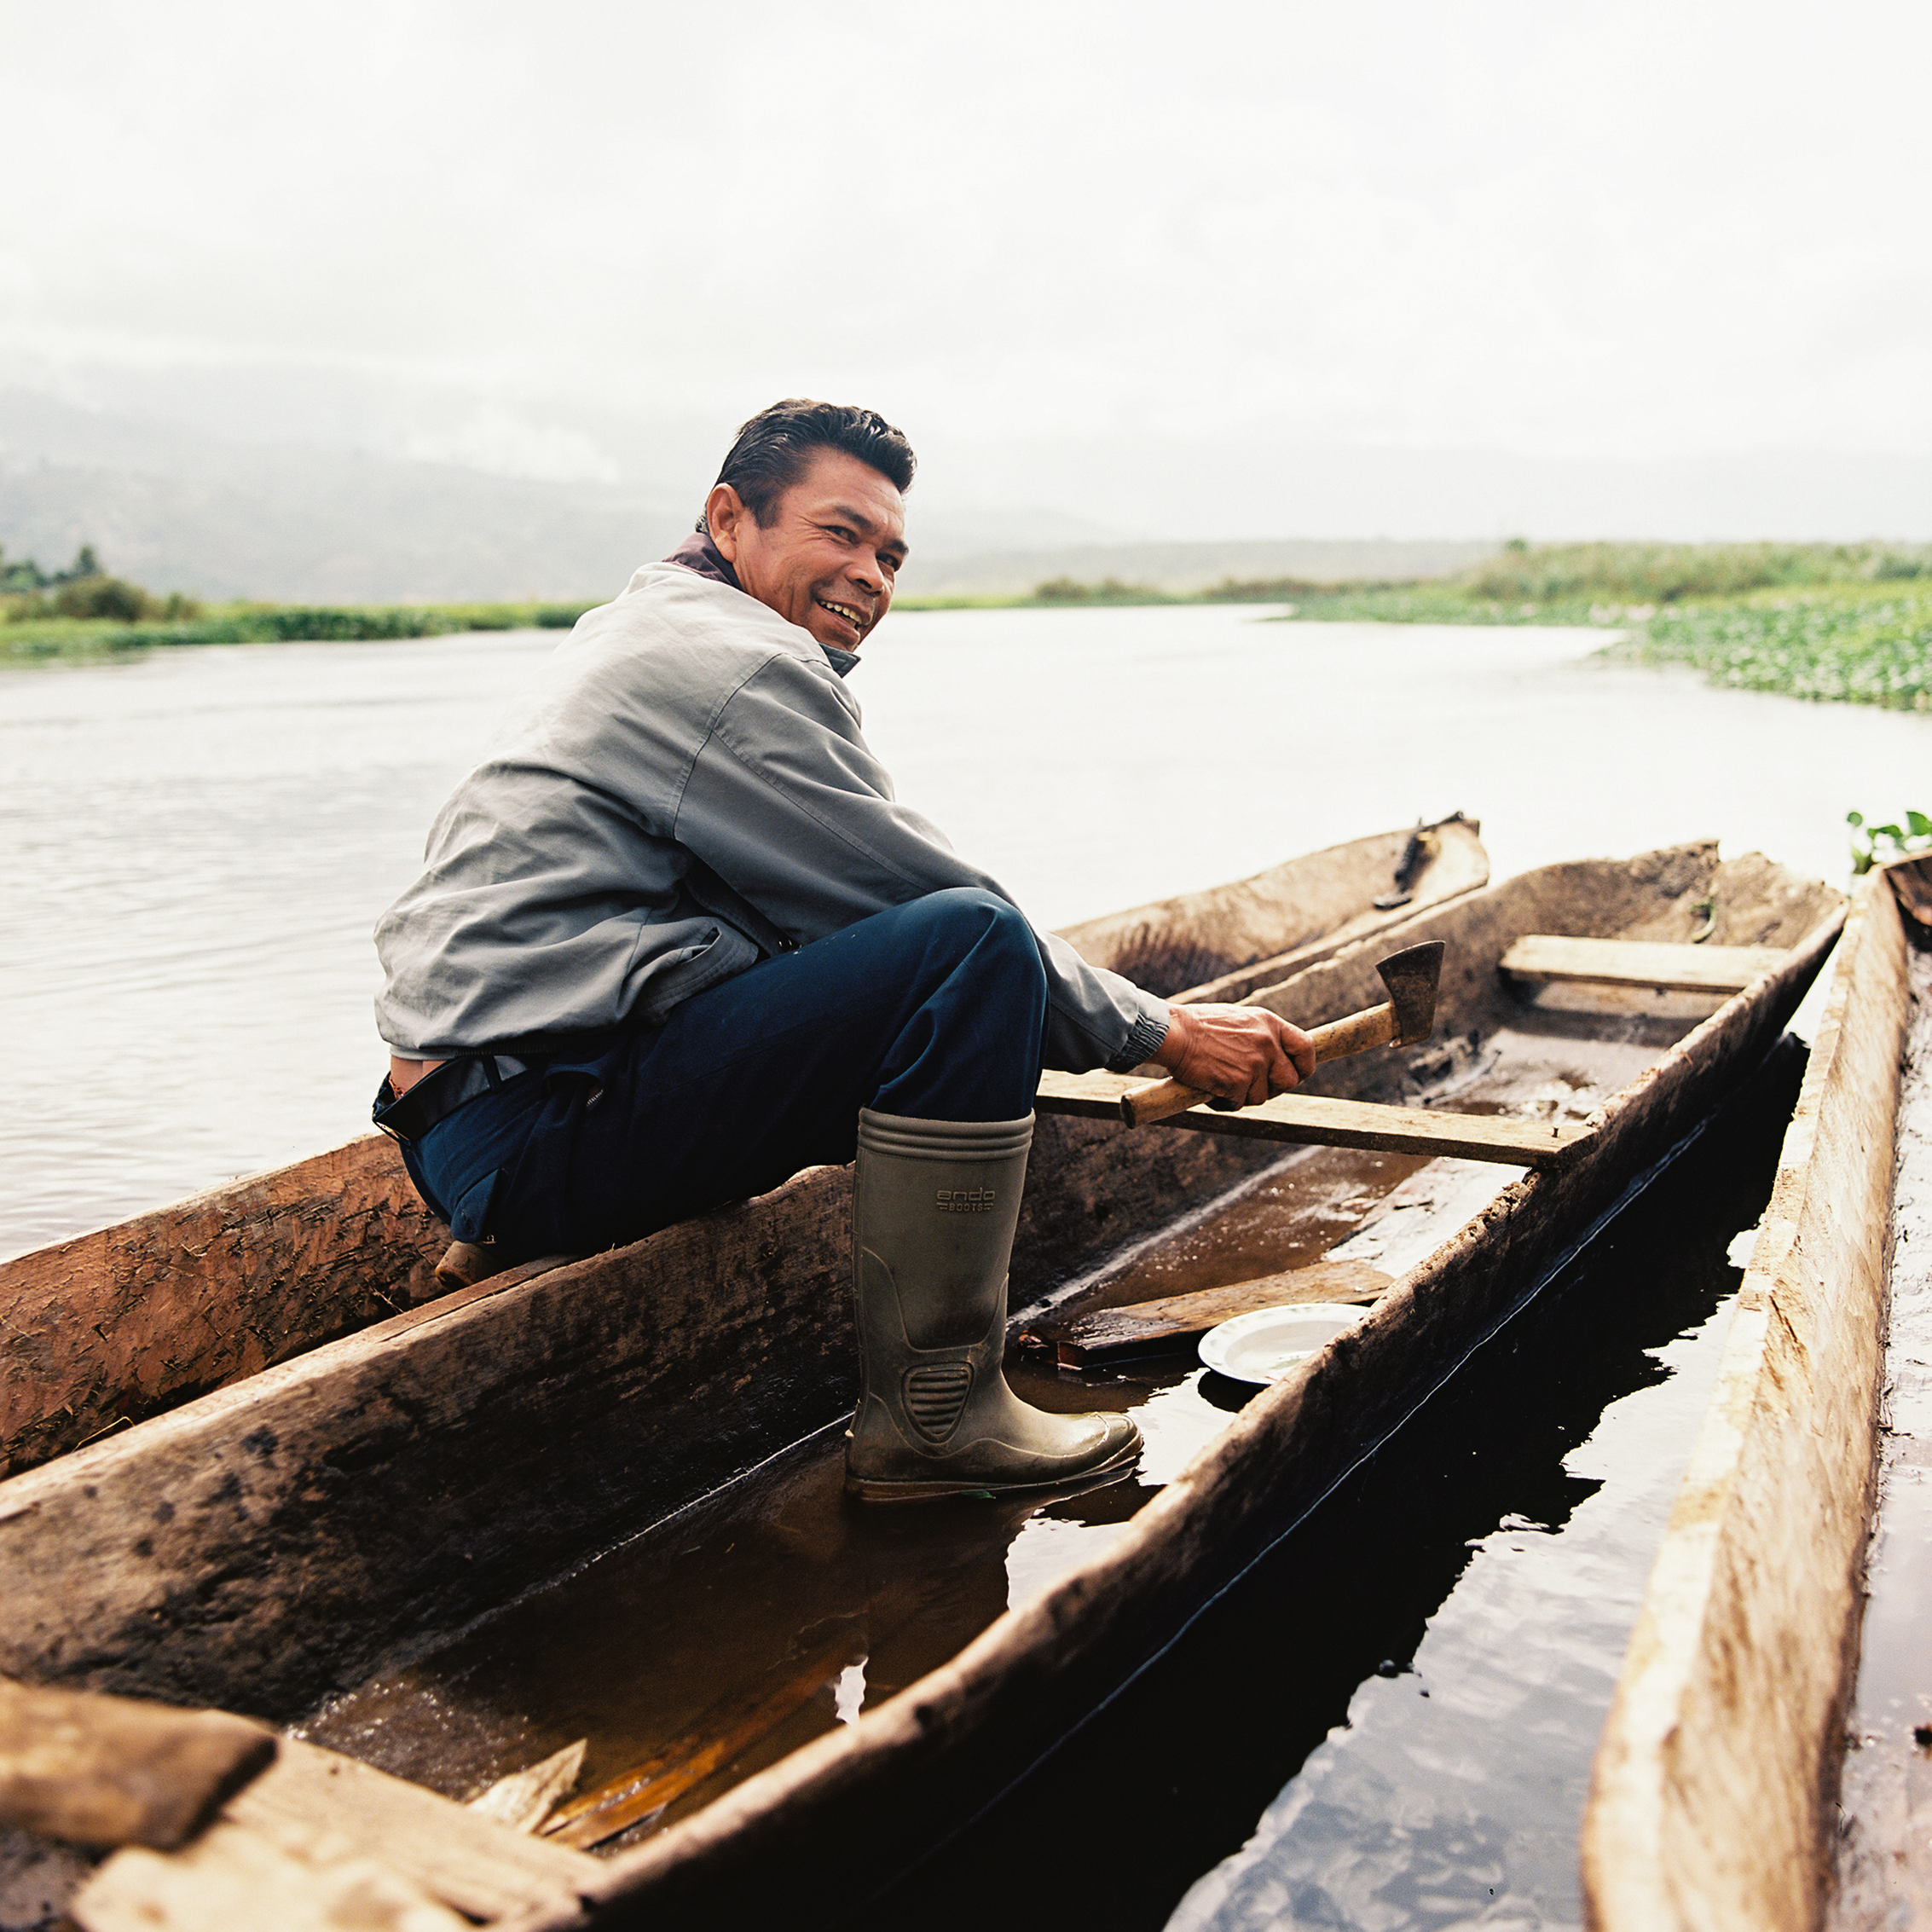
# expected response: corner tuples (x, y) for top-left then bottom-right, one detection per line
(844, 1108), (1142, 1503)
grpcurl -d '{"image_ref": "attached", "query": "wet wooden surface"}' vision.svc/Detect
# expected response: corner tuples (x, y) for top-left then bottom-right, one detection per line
(0, 1115), (1286, 1719)
(1021, 1262), (1391, 1363)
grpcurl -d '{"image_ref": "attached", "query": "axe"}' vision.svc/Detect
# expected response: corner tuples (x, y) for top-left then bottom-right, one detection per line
(1119, 940), (1446, 1128)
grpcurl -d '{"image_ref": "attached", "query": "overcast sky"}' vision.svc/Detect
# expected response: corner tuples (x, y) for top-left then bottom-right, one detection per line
(4, 0), (1928, 537)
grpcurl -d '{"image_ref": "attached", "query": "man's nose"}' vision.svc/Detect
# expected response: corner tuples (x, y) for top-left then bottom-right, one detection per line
(847, 549), (886, 593)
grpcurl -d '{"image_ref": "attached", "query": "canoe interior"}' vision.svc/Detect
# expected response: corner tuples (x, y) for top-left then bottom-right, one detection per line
(0, 847), (1838, 1796)
(549, 846), (1845, 1923)
(0, 820), (1486, 1487)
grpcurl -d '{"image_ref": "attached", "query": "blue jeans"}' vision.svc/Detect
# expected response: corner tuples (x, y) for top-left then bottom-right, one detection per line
(392, 888), (1050, 1260)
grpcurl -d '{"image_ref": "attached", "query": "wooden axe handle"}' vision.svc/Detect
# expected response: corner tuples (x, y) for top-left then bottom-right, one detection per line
(1118, 1001), (1398, 1127)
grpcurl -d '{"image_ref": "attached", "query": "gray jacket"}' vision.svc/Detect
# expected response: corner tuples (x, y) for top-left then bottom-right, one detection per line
(373, 563), (1171, 1073)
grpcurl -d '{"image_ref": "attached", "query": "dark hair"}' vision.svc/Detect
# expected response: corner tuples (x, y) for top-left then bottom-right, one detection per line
(699, 399), (916, 533)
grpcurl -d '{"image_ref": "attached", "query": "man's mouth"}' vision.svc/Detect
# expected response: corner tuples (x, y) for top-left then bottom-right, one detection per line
(814, 596), (869, 641)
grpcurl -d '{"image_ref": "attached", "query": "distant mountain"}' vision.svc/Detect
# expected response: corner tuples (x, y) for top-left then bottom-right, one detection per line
(0, 394), (691, 601)
(0, 391), (1125, 603)
(3, 381), (1922, 604)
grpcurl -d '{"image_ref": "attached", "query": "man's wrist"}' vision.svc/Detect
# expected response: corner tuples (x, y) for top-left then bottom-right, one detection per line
(1111, 1000), (1177, 1074)
(1147, 1004), (1191, 1073)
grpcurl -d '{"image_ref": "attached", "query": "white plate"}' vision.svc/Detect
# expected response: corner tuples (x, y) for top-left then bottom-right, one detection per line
(1198, 1302), (1372, 1385)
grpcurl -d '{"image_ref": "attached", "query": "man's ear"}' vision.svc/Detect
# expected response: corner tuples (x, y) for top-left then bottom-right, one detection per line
(706, 483), (748, 562)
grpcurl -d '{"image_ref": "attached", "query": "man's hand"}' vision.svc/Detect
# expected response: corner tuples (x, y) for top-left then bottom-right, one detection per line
(1149, 1003), (1316, 1108)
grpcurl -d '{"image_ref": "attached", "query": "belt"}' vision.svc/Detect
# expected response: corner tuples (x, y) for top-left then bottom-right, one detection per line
(373, 1054), (536, 1145)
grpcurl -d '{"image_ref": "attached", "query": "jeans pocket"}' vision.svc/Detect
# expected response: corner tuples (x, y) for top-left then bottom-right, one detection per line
(449, 1167), (503, 1245)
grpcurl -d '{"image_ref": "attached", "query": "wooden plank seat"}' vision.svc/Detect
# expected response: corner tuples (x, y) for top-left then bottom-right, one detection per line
(1499, 934), (1787, 994)
(1034, 1070), (1591, 1166)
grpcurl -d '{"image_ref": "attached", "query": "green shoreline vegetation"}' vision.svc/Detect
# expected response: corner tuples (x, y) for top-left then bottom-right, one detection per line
(5, 539), (1929, 714)
(2, 549), (593, 665)
(1014, 539), (1932, 714)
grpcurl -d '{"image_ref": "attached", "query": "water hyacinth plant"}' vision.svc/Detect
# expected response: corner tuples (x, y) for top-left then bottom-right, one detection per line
(1848, 809), (1932, 875)
(1637, 589), (1932, 713)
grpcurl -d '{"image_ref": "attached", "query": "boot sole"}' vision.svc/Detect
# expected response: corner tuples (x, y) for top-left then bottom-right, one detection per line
(844, 1436), (1142, 1506)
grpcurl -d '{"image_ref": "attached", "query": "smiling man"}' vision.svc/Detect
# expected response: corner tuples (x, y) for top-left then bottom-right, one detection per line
(372, 398), (1313, 1502)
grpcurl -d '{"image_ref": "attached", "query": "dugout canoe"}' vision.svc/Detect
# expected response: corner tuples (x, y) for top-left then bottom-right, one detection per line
(1582, 855), (1932, 1932)
(0, 840), (1840, 1928)
(0, 814), (1487, 1485)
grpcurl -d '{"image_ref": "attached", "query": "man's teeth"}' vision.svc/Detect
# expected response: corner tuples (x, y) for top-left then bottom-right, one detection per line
(818, 599), (865, 629)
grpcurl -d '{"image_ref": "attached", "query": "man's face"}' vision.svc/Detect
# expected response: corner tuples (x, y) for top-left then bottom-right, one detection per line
(706, 448), (908, 654)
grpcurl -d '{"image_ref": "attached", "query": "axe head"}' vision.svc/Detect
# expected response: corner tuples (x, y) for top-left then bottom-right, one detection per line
(1375, 940), (1445, 1046)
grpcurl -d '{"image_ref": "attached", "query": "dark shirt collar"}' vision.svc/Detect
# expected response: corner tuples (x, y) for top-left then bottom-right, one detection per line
(662, 530), (859, 679)
(663, 529), (741, 590)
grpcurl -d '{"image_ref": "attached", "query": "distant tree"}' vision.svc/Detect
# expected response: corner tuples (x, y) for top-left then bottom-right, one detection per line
(0, 546), (51, 592)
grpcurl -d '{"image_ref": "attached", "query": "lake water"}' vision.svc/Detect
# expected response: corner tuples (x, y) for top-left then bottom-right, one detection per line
(4, 602), (1927, 1261)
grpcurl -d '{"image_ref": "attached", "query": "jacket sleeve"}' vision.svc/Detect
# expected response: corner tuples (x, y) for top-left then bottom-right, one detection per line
(670, 649), (1171, 1075)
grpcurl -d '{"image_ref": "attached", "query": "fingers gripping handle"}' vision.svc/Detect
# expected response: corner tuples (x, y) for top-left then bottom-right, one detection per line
(1117, 1002), (1399, 1127)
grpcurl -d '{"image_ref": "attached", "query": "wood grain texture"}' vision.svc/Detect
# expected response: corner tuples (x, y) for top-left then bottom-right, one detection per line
(0, 1136), (446, 1481)
(226, 1738), (595, 1922)
(1038, 1070), (1591, 1166)
(0, 843), (1848, 1930)
(470, 1740), (587, 1835)
(1581, 878), (1911, 1932)
(0, 1677), (273, 1850)
(542, 1631), (861, 1852)
(1176, 819), (1490, 1007)
(1884, 853), (1932, 930)
(1500, 934), (1786, 993)
(73, 1819), (471, 1932)
(1021, 1263), (1392, 1364)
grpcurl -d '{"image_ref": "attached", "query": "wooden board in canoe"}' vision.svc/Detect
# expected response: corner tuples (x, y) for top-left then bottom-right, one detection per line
(0, 817), (1486, 1486)
(0, 842), (1840, 1926)
(1582, 856), (1932, 1932)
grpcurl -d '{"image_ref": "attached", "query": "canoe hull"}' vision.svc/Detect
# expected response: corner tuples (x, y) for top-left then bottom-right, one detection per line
(545, 883), (1844, 1925)
(0, 1114), (1293, 1715)
(0, 1138), (443, 1483)
(1582, 865), (1923, 1932)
